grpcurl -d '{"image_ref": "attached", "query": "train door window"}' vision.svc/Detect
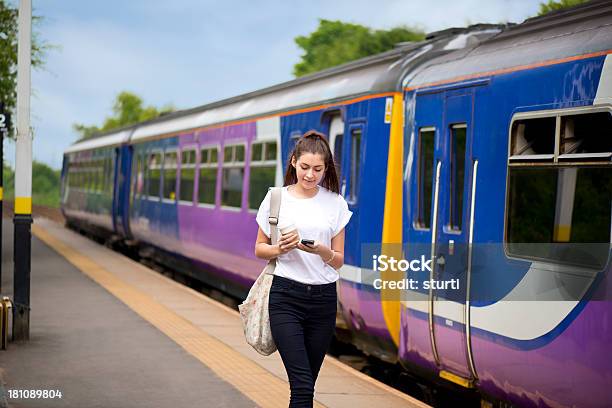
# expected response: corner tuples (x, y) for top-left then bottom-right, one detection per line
(198, 146), (218, 205)
(147, 152), (162, 199)
(348, 128), (361, 202)
(334, 135), (343, 179)
(129, 154), (137, 205)
(416, 128), (435, 229)
(449, 124), (467, 231)
(129, 153), (138, 202)
(162, 151), (178, 201)
(221, 143), (245, 208)
(329, 114), (344, 179)
(249, 141), (277, 210)
(506, 109), (612, 269)
(179, 149), (196, 203)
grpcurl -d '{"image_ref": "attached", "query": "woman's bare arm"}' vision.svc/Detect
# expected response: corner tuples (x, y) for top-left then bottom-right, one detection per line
(296, 228), (346, 270)
(254, 226), (300, 260)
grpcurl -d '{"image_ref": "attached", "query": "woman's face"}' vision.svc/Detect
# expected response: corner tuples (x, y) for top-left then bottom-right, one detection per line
(292, 152), (326, 190)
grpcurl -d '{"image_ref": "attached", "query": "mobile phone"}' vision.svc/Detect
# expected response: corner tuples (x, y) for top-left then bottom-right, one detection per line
(301, 239), (315, 247)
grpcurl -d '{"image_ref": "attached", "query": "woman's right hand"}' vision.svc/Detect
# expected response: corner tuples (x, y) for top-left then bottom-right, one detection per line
(277, 230), (300, 254)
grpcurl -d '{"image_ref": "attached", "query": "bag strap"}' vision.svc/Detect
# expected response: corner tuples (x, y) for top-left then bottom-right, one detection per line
(268, 187), (282, 246)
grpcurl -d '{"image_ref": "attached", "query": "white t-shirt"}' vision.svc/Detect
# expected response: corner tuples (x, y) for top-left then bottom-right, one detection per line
(256, 185), (353, 284)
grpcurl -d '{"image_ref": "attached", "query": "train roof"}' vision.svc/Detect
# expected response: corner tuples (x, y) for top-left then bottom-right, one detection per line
(406, 0), (612, 90)
(64, 128), (132, 154)
(65, 24), (503, 152)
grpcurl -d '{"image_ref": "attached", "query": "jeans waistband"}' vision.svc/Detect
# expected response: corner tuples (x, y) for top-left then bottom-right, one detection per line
(272, 275), (336, 294)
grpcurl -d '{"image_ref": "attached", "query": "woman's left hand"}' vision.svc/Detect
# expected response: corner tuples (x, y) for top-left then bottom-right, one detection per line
(297, 240), (321, 254)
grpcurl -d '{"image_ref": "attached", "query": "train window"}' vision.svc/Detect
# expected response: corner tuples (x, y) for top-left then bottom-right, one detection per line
(509, 117), (556, 160)
(349, 128), (361, 202)
(93, 160), (101, 193)
(221, 143), (245, 208)
(85, 166), (91, 191)
(559, 112), (612, 160)
(251, 143), (263, 161)
(179, 149), (196, 203)
(265, 142), (276, 161)
(103, 158), (109, 194)
(198, 147), (218, 205)
(505, 109), (612, 269)
(147, 152), (162, 198)
(210, 148), (218, 163)
(235, 145), (245, 162)
(224, 146), (232, 162)
(449, 125), (467, 231)
(162, 151), (178, 201)
(107, 156), (114, 194)
(416, 128), (435, 229)
(249, 141), (277, 210)
(507, 166), (611, 268)
(89, 162), (95, 192)
(97, 159), (104, 192)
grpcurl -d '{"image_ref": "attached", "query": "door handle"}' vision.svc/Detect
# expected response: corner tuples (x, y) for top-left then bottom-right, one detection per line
(436, 255), (446, 266)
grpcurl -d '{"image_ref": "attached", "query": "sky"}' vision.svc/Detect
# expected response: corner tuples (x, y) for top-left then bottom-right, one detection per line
(5, 0), (542, 170)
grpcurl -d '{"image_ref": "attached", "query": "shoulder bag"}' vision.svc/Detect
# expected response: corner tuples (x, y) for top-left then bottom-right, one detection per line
(238, 186), (281, 356)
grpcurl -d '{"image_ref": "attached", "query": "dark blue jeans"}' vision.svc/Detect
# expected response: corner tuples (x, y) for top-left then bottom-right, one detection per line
(269, 275), (337, 408)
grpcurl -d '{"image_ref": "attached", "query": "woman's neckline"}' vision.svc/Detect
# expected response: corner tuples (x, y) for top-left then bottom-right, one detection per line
(285, 184), (321, 200)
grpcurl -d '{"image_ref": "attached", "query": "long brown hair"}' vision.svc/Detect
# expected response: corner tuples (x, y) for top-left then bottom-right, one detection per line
(283, 130), (340, 194)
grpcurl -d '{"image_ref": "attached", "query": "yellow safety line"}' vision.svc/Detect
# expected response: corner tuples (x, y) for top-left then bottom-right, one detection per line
(126, 242), (429, 407)
(31, 224), (325, 408)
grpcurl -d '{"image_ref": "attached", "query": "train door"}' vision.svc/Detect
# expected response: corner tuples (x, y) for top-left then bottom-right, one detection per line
(112, 147), (120, 233)
(408, 88), (477, 382)
(112, 145), (133, 237)
(341, 121), (363, 263)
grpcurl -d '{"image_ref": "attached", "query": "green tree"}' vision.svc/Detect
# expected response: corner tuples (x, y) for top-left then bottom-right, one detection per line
(30, 160), (60, 207)
(293, 19), (424, 77)
(3, 160), (60, 207)
(73, 91), (174, 140)
(538, 0), (589, 15)
(0, 0), (47, 136)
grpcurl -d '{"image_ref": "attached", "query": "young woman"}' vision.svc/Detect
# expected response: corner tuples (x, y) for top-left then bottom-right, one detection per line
(254, 130), (352, 407)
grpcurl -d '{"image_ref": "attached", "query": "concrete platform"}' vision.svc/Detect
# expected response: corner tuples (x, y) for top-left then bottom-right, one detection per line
(0, 216), (429, 408)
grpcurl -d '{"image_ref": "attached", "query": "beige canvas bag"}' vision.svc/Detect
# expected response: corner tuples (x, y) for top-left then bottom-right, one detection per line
(238, 187), (281, 356)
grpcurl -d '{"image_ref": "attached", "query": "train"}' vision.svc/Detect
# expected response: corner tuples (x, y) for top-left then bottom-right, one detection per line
(60, 2), (612, 407)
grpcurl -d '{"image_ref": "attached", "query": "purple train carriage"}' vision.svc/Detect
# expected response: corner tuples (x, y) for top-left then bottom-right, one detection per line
(61, 3), (612, 407)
